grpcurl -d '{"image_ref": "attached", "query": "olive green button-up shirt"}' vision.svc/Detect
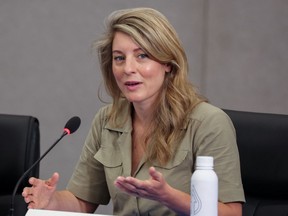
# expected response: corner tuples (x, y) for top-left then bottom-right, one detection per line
(67, 101), (245, 215)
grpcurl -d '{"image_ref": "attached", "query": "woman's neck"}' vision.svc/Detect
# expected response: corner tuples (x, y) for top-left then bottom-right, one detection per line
(132, 103), (154, 127)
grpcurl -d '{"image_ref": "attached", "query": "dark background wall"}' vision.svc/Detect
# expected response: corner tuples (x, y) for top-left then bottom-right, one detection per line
(1, 0), (287, 214)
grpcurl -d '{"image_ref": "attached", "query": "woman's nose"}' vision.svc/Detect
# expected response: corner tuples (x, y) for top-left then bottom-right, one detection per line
(124, 57), (136, 74)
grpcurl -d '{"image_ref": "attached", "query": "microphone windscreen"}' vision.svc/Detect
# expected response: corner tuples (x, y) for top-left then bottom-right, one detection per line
(64, 116), (81, 134)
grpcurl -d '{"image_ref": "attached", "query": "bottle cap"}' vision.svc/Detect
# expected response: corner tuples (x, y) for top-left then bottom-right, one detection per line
(196, 156), (214, 167)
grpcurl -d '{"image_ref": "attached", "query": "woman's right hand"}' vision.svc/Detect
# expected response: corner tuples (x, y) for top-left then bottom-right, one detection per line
(22, 172), (59, 209)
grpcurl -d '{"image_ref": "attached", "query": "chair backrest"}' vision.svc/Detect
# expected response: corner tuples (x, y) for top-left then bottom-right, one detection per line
(224, 109), (288, 216)
(0, 114), (40, 216)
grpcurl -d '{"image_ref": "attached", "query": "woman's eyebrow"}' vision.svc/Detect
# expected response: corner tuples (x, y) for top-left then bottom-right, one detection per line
(112, 47), (143, 54)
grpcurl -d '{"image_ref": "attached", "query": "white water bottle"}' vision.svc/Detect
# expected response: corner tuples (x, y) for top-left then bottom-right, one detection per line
(190, 156), (218, 216)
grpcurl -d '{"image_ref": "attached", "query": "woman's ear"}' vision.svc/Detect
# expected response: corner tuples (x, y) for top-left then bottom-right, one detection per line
(164, 63), (172, 73)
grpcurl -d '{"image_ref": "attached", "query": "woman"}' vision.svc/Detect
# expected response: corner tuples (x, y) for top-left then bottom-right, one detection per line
(22, 7), (245, 215)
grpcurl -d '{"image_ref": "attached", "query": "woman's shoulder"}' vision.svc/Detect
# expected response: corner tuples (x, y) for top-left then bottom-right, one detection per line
(92, 100), (131, 130)
(186, 102), (235, 135)
(96, 99), (130, 117)
(92, 103), (112, 121)
(88, 104), (112, 130)
(190, 102), (229, 122)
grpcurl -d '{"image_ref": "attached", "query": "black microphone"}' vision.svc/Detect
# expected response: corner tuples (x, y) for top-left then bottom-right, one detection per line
(9, 116), (81, 216)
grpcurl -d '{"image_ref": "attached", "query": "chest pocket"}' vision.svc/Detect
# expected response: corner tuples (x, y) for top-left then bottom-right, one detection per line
(153, 150), (189, 169)
(153, 150), (191, 192)
(94, 147), (123, 182)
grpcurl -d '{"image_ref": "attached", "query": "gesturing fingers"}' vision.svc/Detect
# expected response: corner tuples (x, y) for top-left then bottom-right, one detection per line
(21, 173), (60, 209)
(114, 175), (161, 200)
(148, 166), (163, 183)
(114, 167), (171, 201)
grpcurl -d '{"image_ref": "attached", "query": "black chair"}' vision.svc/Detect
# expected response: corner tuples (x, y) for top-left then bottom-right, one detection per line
(224, 109), (288, 216)
(0, 114), (40, 216)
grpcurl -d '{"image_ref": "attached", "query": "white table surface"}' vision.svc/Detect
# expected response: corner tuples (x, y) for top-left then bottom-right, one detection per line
(26, 209), (112, 216)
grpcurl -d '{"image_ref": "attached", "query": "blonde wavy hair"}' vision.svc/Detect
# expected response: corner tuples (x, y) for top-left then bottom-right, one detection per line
(95, 7), (206, 165)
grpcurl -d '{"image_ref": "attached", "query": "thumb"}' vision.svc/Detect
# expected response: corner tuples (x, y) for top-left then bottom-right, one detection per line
(149, 167), (162, 182)
(46, 172), (60, 187)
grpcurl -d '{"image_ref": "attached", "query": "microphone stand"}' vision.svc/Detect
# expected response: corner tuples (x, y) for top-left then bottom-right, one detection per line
(9, 131), (68, 216)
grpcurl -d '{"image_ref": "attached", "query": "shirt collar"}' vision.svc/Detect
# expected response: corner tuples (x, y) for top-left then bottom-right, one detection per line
(104, 100), (133, 133)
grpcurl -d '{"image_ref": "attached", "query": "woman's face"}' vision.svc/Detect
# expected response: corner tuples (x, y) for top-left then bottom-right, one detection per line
(112, 31), (170, 108)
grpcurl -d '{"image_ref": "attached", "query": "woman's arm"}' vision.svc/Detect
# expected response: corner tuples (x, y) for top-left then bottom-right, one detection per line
(114, 166), (242, 216)
(161, 185), (242, 216)
(48, 190), (97, 213)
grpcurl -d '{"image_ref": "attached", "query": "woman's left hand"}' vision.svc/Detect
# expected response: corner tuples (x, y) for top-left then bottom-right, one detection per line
(114, 166), (171, 201)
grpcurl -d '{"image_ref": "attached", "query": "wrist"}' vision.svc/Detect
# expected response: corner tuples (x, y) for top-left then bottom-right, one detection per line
(45, 192), (58, 210)
(159, 184), (174, 207)
(160, 186), (191, 215)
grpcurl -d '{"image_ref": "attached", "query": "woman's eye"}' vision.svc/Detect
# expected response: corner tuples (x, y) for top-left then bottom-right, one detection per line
(113, 56), (125, 61)
(138, 53), (148, 59)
